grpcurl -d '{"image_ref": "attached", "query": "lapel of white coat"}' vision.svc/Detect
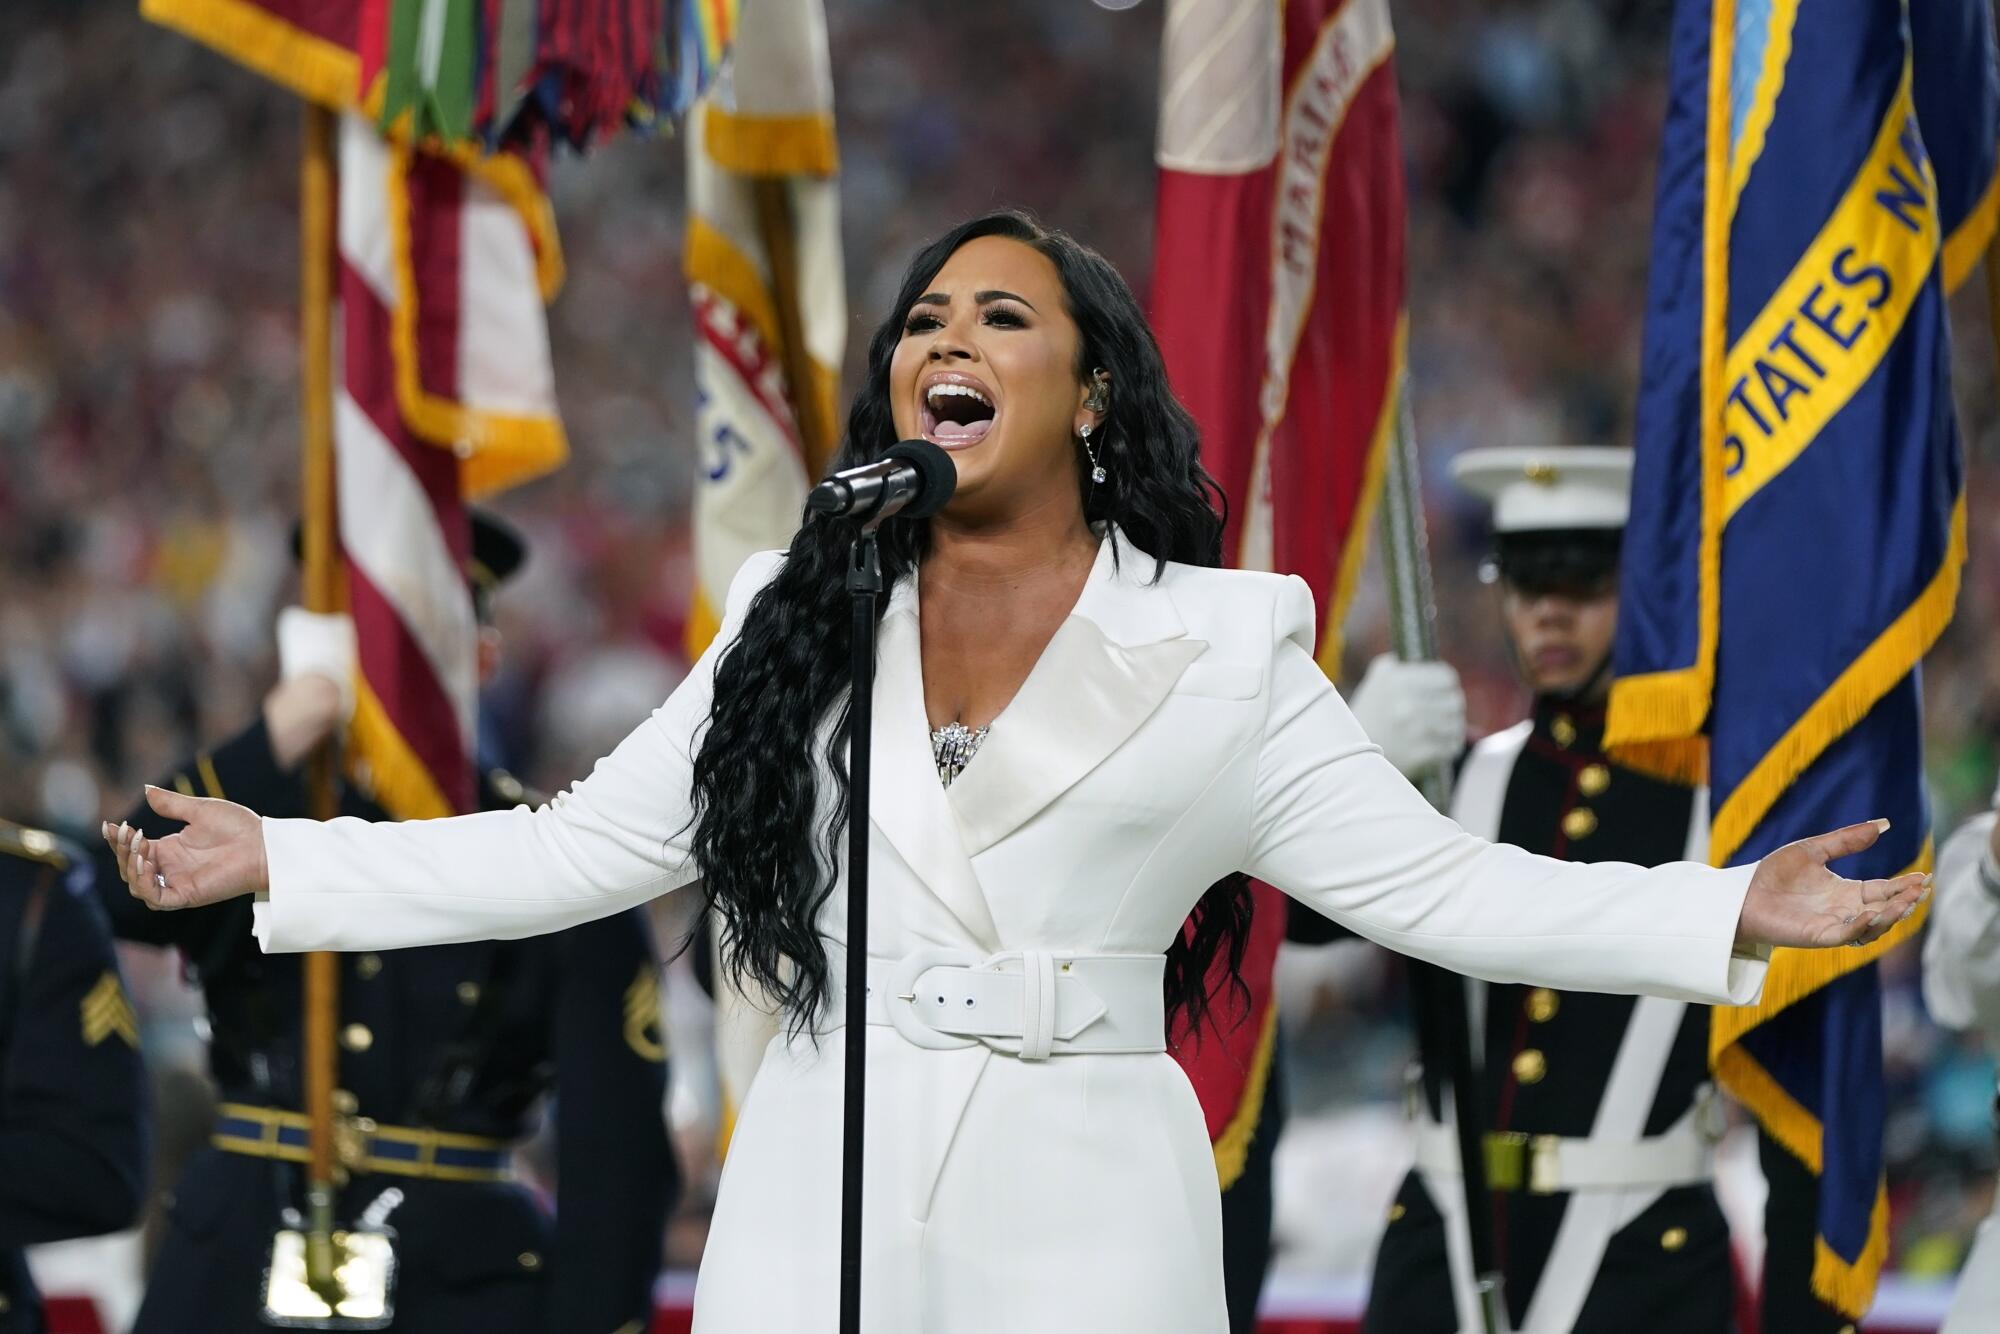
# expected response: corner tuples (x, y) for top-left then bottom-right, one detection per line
(945, 535), (1207, 857)
(872, 578), (1002, 948)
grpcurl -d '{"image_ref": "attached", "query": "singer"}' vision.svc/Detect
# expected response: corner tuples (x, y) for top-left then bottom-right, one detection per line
(104, 212), (1925, 1333)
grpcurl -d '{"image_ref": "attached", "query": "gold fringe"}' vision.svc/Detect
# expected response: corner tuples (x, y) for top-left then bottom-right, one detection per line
(685, 216), (785, 367)
(684, 586), (723, 662)
(1211, 1001), (1280, 1192)
(1710, 496), (1966, 864)
(716, 1095), (739, 1164)
(1316, 315), (1404, 678)
(347, 676), (456, 821)
(704, 108), (840, 178)
(1943, 164), (2000, 296)
(1812, 1189), (1891, 1317)
(140, 0), (359, 109)
(1606, 735), (1710, 787)
(383, 141), (570, 498)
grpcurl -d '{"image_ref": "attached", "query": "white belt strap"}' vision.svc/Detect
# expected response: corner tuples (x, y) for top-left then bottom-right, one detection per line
(821, 945), (1167, 1060)
(1413, 1092), (1718, 1195)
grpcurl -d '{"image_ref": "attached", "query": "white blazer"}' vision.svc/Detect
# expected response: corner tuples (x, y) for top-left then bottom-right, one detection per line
(256, 531), (1766, 1334)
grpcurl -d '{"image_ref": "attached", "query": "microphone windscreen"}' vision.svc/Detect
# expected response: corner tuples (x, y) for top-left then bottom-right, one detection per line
(883, 439), (958, 519)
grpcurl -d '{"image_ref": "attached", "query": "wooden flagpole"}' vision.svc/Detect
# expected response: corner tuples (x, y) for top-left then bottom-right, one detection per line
(299, 100), (345, 1305)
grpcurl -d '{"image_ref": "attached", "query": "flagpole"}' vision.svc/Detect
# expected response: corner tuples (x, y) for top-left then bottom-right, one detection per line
(299, 99), (346, 1307)
(1376, 375), (1510, 1334)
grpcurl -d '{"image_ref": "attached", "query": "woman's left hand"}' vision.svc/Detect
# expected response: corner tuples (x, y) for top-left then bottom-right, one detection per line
(1737, 819), (1930, 950)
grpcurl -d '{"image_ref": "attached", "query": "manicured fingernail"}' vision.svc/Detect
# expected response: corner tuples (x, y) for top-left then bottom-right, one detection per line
(1867, 913), (1882, 927)
(1901, 905), (1915, 920)
(1873, 819), (1892, 832)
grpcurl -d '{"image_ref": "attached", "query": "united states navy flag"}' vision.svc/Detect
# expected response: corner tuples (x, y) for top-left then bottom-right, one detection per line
(1607, 0), (1998, 1316)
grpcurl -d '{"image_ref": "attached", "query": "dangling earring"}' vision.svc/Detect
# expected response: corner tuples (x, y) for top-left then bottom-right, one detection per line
(1080, 423), (1106, 485)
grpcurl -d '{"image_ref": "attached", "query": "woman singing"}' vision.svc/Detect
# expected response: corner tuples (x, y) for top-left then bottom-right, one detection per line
(105, 212), (1925, 1332)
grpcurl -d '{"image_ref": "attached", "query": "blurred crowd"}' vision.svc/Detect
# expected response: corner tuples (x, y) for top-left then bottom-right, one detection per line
(2, 0), (1995, 1304)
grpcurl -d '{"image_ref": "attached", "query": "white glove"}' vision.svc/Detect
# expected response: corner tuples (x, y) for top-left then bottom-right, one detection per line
(275, 607), (358, 724)
(1347, 653), (1466, 779)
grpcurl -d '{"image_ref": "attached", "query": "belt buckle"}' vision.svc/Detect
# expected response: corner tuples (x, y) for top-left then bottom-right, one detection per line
(1483, 1131), (1528, 1191)
(1527, 1134), (1562, 1195)
(333, 1115), (376, 1181)
(885, 948), (982, 1052)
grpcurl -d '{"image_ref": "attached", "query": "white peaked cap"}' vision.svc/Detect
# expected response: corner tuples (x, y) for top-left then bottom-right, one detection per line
(1449, 446), (1634, 533)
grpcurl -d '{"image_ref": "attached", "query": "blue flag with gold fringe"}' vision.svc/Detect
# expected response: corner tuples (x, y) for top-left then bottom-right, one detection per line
(1609, 0), (1997, 1317)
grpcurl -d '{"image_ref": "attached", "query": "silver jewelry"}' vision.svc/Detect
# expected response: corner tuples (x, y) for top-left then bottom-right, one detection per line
(1080, 423), (1106, 484)
(932, 720), (989, 788)
(155, 872), (167, 889)
(1083, 370), (1111, 413)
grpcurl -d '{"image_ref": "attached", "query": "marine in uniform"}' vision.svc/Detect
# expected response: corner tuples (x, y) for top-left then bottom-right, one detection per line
(1361, 448), (1732, 1334)
(99, 514), (678, 1334)
(0, 820), (148, 1333)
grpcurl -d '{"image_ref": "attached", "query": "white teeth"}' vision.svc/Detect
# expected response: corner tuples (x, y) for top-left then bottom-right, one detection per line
(926, 382), (991, 409)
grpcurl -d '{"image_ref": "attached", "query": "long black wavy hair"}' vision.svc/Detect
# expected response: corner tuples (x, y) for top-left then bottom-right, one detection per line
(688, 210), (1253, 1036)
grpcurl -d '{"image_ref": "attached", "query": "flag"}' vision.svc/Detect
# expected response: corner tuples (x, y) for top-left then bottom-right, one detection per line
(680, 0), (845, 1149)
(1607, 0), (1994, 1313)
(142, 0), (573, 818)
(682, 0), (844, 658)
(336, 111), (567, 819)
(1148, 0), (1404, 1186)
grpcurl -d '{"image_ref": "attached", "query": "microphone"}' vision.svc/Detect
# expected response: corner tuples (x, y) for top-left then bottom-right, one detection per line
(807, 439), (957, 524)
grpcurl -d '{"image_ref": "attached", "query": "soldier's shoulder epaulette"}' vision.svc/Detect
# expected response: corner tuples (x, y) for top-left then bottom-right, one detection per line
(483, 768), (545, 811)
(0, 819), (73, 871)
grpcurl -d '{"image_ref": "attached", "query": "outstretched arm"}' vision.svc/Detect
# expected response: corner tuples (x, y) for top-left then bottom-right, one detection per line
(1244, 581), (1925, 1004)
(103, 552), (786, 954)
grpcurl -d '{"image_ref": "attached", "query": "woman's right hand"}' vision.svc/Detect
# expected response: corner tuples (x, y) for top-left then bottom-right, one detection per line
(101, 785), (269, 911)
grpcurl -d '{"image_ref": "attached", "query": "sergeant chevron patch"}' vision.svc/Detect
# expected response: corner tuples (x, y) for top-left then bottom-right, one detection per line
(81, 971), (139, 1048)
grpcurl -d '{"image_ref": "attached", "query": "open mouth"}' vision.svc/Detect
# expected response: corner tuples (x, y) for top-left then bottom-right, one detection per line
(919, 376), (997, 448)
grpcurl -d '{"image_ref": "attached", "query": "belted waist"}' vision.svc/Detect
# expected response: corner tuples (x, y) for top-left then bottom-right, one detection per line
(1412, 1086), (1725, 1195)
(821, 945), (1166, 1060)
(212, 1102), (515, 1183)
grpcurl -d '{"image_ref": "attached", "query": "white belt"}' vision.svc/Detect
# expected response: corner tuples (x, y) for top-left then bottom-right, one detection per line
(820, 945), (1166, 1060)
(1414, 1089), (1724, 1194)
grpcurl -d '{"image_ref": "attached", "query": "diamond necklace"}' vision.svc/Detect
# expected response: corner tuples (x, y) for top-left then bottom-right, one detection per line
(931, 720), (989, 788)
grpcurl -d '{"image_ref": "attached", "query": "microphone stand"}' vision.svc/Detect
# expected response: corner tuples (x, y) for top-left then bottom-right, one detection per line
(838, 520), (883, 1334)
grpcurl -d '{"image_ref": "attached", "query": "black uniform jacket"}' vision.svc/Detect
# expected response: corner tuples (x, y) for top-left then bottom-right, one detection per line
(99, 720), (677, 1334)
(1356, 701), (1731, 1334)
(0, 823), (147, 1334)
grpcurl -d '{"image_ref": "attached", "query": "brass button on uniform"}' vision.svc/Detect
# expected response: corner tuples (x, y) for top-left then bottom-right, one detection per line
(1552, 715), (1577, 747)
(456, 982), (481, 1006)
(0, 1293), (12, 1314)
(1563, 808), (1598, 840)
(1388, 1203), (1406, 1222)
(332, 1089), (359, 1115)
(356, 954), (383, 980)
(1526, 988), (1560, 1023)
(1512, 1049), (1547, 1084)
(1579, 764), (1611, 797)
(1661, 1226), (1688, 1252)
(517, 1251), (542, 1271)
(340, 1023), (374, 1053)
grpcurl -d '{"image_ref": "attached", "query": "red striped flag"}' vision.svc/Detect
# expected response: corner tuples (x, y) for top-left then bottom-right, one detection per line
(1151, 0), (1407, 1182)
(336, 113), (566, 819)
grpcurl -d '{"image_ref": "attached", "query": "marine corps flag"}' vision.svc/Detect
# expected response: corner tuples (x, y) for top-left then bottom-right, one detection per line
(1609, 0), (1997, 1316)
(1149, 0), (1405, 1195)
